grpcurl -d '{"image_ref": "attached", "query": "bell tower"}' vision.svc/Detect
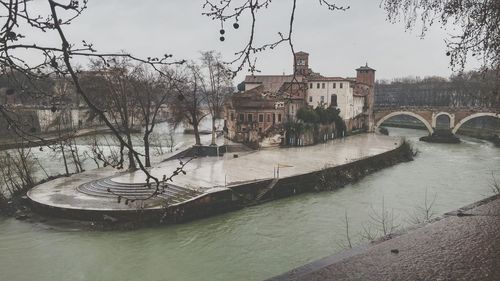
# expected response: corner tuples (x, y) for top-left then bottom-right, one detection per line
(356, 63), (375, 86)
(356, 63), (376, 132)
(294, 51), (309, 76)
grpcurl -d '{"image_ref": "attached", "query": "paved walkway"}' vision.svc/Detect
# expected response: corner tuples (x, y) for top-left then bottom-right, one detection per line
(271, 195), (500, 281)
(27, 134), (401, 212)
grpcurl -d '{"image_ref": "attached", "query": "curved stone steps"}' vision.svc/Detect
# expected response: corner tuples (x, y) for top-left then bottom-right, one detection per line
(77, 177), (203, 202)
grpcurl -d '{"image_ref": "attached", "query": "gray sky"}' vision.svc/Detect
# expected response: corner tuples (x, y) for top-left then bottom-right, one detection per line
(22, 0), (479, 84)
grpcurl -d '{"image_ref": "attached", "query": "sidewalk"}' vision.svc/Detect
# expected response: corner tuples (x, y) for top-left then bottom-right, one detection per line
(270, 195), (500, 281)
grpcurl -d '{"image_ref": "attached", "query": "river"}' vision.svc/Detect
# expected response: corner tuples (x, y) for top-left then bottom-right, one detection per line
(0, 128), (499, 281)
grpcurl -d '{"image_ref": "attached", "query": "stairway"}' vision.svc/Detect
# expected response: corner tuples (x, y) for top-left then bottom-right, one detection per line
(255, 178), (279, 202)
(76, 177), (203, 204)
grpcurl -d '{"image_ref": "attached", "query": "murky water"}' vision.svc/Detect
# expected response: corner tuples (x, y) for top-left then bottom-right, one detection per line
(0, 128), (499, 281)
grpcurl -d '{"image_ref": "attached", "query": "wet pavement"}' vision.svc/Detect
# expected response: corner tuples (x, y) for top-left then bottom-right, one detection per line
(27, 133), (401, 212)
(112, 134), (401, 188)
(272, 195), (500, 281)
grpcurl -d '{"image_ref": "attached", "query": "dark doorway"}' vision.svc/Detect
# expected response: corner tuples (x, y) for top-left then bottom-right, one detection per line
(331, 94), (338, 107)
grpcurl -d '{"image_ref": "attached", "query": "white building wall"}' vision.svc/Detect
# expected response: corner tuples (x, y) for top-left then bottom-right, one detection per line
(306, 80), (354, 120)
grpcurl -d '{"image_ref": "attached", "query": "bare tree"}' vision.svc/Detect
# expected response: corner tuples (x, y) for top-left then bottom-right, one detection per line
(170, 64), (209, 146)
(343, 209), (353, 248)
(0, 0), (186, 187)
(408, 189), (437, 224)
(130, 64), (174, 167)
(200, 51), (233, 146)
(84, 59), (139, 170)
(367, 197), (400, 237)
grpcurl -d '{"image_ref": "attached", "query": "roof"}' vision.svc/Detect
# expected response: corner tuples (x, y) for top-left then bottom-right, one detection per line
(278, 82), (307, 99)
(295, 51), (309, 55)
(356, 63), (376, 71)
(232, 84), (285, 109)
(306, 76), (348, 82)
(244, 75), (305, 93)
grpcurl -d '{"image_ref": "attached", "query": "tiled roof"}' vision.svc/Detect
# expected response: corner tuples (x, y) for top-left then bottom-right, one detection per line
(244, 75), (305, 93)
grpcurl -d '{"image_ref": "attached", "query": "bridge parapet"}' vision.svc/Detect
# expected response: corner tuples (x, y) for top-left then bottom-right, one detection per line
(375, 106), (499, 113)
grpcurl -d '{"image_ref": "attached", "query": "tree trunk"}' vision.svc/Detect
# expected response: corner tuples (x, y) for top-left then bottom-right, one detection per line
(126, 131), (136, 170)
(144, 131), (151, 168)
(193, 120), (201, 145)
(210, 116), (216, 146)
(60, 142), (69, 176)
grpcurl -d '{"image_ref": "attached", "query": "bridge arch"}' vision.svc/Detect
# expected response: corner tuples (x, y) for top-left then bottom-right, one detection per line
(433, 112), (454, 129)
(376, 111), (433, 134)
(452, 112), (500, 134)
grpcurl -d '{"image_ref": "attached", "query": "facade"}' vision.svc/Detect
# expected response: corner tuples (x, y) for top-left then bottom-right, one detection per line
(225, 52), (375, 145)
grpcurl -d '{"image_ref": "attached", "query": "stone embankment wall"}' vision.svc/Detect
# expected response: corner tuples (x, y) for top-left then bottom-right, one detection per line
(233, 141), (414, 202)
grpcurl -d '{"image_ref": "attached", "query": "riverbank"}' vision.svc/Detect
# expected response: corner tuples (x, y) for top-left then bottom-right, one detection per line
(24, 134), (412, 229)
(270, 193), (500, 281)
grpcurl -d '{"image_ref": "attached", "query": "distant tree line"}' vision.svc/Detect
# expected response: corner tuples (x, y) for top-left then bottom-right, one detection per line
(375, 71), (500, 108)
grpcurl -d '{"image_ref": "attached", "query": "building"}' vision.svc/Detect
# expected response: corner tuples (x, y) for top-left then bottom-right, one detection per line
(225, 51), (375, 146)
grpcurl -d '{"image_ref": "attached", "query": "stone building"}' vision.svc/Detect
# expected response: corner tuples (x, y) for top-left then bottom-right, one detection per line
(225, 51), (375, 146)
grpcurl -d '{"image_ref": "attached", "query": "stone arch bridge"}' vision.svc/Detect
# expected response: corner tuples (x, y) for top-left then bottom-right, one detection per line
(374, 107), (500, 135)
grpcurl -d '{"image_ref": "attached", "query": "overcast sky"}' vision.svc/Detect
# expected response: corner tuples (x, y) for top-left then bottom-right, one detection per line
(21, 0), (479, 84)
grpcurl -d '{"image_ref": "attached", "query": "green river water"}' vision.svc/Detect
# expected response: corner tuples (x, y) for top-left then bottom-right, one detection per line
(1, 128), (499, 281)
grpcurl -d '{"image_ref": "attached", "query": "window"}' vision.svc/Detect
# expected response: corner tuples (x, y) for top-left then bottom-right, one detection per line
(331, 94), (338, 106)
(278, 114), (282, 122)
(230, 112), (234, 121)
(320, 96), (325, 103)
(333, 83), (336, 89)
(239, 113), (244, 122)
(247, 114), (253, 122)
(309, 96), (313, 102)
(259, 114), (264, 122)
(267, 114), (271, 122)
(322, 83), (325, 89)
(316, 83), (320, 89)
(309, 83), (313, 89)
(340, 83), (343, 89)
